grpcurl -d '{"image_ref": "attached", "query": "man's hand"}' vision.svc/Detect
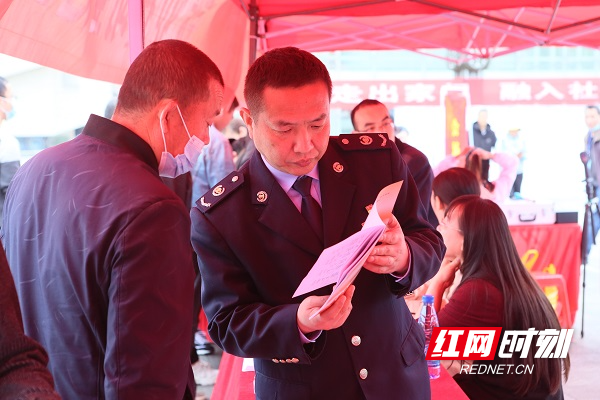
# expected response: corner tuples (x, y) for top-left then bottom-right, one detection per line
(297, 285), (355, 335)
(363, 215), (409, 275)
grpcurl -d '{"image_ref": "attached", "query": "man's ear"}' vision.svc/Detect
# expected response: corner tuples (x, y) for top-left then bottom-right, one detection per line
(156, 99), (179, 133)
(239, 107), (255, 139)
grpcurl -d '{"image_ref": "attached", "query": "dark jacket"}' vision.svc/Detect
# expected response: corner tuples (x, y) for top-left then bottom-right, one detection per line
(395, 137), (437, 226)
(3, 115), (196, 400)
(191, 133), (445, 400)
(0, 246), (60, 400)
(472, 122), (497, 152)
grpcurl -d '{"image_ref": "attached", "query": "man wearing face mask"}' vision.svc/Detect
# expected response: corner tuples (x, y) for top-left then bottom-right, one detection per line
(0, 76), (21, 228)
(2, 40), (224, 400)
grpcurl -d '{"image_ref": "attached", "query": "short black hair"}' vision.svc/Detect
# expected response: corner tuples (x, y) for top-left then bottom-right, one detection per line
(350, 99), (386, 130)
(586, 105), (600, 114)
(244, 47), (332, 116)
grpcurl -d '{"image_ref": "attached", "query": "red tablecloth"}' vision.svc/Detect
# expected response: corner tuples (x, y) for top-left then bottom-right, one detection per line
(211, 352), (468, 400)
(509, 223), (581, 328)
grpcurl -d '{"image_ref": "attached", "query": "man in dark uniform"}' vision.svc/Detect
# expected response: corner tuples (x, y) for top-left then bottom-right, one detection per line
(350, 99), (438, 226)
(191, 47), (444, 400)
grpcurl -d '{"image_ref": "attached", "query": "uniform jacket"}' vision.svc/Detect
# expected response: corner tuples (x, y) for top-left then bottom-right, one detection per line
(3, 115), (196, 400)
(395, 137), (437, 226)
(191, 133), (445, 400)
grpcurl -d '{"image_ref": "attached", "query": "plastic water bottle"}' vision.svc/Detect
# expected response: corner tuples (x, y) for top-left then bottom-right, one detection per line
(418, 294), (441, 379)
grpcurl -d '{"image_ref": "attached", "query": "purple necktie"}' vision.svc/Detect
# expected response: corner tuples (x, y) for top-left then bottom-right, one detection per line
(292, 175), (323, 243)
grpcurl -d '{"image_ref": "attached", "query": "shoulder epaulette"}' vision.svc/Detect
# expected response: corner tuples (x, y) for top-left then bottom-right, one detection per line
(336, 133), (391, 151)
(195, 171), (244, 213)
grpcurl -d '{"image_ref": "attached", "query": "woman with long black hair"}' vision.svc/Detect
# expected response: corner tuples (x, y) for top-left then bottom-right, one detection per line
(427, 195), (569, 399)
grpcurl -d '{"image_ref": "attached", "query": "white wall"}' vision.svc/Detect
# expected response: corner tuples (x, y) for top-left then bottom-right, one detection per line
(3, 68), (118, 138)
(392, 104), (588, 213)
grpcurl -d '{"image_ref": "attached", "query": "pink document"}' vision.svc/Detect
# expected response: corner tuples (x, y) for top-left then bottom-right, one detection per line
(291, 181), (403, 318)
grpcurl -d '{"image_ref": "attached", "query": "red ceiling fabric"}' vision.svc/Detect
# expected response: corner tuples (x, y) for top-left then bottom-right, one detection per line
(0, 0), (599, 87)
(0, 0), (249, 102)
(239, 1), (600, 61)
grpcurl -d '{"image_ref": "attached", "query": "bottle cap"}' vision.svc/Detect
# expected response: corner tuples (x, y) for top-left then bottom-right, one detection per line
(422, 294), (434, 304)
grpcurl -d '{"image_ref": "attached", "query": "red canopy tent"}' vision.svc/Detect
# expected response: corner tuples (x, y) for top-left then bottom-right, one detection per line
(1, 0), (599, 96)
(236, 0), (600, 64)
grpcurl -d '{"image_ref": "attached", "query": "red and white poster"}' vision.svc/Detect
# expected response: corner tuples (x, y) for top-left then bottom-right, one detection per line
(331, 78), (600, 109)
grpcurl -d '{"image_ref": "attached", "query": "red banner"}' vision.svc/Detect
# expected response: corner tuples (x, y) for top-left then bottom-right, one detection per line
(332, 78), (600, 109)
(444, 91), (469, 157)
(509, 223), (582, 328)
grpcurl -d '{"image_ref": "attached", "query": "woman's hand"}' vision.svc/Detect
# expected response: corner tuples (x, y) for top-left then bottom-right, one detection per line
(427, 257), (461, 311)
(434, 257), (461, 288)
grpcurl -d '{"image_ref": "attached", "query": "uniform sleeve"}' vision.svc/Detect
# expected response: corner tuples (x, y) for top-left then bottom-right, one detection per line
(0, 248), (60, 400)
(402, 147), (435, 220)
(409, 157), (437, 226)
(104, 199), (195, 399)
(389, 144), (445, 295)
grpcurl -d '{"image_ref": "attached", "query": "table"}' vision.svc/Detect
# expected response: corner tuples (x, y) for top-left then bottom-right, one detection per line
(509, 223), (581, 328)
(211, 352), (468, 400)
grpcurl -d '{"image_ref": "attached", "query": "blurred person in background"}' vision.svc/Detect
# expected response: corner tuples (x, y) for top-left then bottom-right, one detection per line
(498, 127), (526, 199)
(0, 76), (21, 228)
(583, 105), (600, 258)
(434, 146), (518, 204)
(191, 97), (237, 205)
(225, 117), (248, 144)
(584, 105), (600, 195)
(351, 99), (437, 226)
(471, 109), (497, 181)
(229, 118), (255, 168)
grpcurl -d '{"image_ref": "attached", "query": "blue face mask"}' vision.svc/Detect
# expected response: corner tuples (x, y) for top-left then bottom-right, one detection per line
(0, 97), (15, 120)
(157, 105), (206, 178)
